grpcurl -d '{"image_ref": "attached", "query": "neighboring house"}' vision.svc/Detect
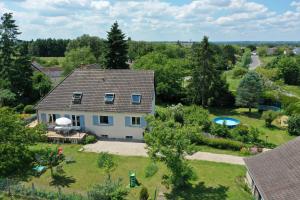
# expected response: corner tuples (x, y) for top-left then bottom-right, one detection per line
(293, 47), (300, 55)
(36, 69), (155, 140)
(266, 47), (277, 56)
(31, 61), (63, 85)
(244, 137), (300, 200)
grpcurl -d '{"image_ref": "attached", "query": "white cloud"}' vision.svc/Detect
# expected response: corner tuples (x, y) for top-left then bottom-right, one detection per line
(1, 0), (300, 40)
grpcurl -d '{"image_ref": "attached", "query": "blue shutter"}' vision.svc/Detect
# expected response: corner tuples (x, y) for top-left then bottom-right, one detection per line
(125, 116), (131, 127)
(64, 114), (70, 119)
(56, 114), (61, 118)
(80, 115), (85, 130)
(108, 116), (114, 125)
(41, 113), (46, 123)
(140, 117), (147, 128)
(93, 115), (99, 125)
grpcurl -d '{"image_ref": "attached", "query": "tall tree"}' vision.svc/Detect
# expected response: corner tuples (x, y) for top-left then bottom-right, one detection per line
(190, 36), (216, 107)
(106, 22), (129, 69)
(0, 13), (33, 104)
(0, 13), (19, 87)
(236, 71), (263, 112)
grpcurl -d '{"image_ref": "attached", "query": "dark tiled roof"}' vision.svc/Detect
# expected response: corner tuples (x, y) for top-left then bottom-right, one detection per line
(244, 137), (300, 200)
(36, 69), (154, 113)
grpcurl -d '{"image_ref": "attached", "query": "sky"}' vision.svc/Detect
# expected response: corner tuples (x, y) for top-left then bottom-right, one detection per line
(1, 0), (300, 41)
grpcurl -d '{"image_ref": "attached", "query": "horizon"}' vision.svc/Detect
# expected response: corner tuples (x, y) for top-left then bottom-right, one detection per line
(1, 0), (300, 41)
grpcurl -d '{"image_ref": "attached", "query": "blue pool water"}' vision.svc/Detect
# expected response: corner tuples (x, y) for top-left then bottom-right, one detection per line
(213, 117), (240, 128)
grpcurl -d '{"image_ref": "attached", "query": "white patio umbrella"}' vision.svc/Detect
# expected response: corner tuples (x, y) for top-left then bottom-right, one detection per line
(55, 117), (72, 126)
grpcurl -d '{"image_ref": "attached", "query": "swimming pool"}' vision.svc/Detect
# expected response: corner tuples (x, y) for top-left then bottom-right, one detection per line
(213, 117), (240, 128)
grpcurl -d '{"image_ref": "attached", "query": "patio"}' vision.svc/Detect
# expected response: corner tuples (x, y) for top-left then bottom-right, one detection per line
(47, 131), (86, 144)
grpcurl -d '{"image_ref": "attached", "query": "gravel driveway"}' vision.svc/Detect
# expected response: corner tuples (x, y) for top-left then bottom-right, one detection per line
(83, 141), (245, 165)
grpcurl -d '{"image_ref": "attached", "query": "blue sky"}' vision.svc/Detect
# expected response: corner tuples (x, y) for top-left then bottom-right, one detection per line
(1, 0), (300, 41)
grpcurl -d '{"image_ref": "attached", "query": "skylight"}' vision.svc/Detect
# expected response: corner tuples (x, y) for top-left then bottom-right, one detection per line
(72, 92), (83, 104)
(105, 93), (115, 104)
(131, 93), (141, 104)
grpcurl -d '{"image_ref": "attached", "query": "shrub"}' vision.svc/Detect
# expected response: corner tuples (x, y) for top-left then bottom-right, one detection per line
(285, 101), (300, 115)
(204, 137), (245, 151)
(97, 152), (115, 170)
(288, 115), (300, 136)
(240, 147), (251, 156)
(139, 186), (149, 200)
(23, 105), (35, 114)
(232, 66), (248, 78)
(255, 67), (279, 81)
(144, 162), (158, 178)
(84, 135), (97, 144)
(262, 111), (279, 127)
(210, 124), (230, 138)
(14, 103), (24, 113)
(183, 105), (210, 126)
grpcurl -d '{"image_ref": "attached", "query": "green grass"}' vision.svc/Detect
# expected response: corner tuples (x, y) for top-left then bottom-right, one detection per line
(195, 145), (246, 156)
(224, 70), (242, 93)
(25, 144), (252, 200)
(209, 108), (294, 146)
(37, 57), (65, 67)
(282, 85), (300, 98)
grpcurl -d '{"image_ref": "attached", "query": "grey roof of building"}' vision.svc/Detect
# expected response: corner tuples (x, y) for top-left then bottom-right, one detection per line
(244, 137), (300, 200)
(36, 69), (155, 113)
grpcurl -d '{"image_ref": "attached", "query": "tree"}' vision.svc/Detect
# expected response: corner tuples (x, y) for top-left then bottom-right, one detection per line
(88, 178), (128, 200)
(32, 71), (52, 100)
(262, 111), (279, 127)
(97, 152), (116, 179)
(144, 116), (195, 189)
(106, 22), (129, 69)
(190, 36), (233, 107)
(223, 45), (236, 65)
(277, 57), (300, 85)
(240, 49), (251, 68)
(139, 186), (149, 200)
(236, 71), (263, 112)
(288, 115), (300, 136)
(0, 89), (16, 106)
(67, 34), (106, 65)
(0, 107), (45, 178)
(62, 47), (97, 75)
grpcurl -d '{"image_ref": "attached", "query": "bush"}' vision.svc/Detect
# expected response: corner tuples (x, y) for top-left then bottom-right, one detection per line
(204, 137), (245, 151)
(23, 105), (35, 114)
(139, 186), (149, 200)
(285, 101), (300, 116)
(232, 66), (248, 78)
(144, 162), (158, 178)
(14, 103), (24, 113)
(288, 115), (300, 136)
(262, 111), (279, 127)
(97, 152), (115, 170)
(255, 67), (279, 81)
(210, 124), (230, 138)
(84, 135), (97, 144)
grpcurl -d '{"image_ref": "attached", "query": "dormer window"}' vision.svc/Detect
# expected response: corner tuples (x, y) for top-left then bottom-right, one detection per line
(105, 93), (115, 104)
(72, 92), (83, 104)
(131, 93), (141, 104)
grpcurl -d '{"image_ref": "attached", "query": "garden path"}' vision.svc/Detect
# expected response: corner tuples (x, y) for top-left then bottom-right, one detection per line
(83, 141), (245, 165)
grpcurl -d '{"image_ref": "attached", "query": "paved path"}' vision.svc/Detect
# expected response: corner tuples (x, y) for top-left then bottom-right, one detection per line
(83, 141), (245, 165)
(249, 55), (261, 70)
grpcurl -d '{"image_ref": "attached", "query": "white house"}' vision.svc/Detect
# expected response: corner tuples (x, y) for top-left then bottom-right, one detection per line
(36, 69), (155, 140)
(293, 47), (300, 55)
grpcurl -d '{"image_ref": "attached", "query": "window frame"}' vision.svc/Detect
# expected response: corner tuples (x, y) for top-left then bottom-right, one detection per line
(72, 115), (81, 127)
(48, 114), (56, 124)
(126, 136), (133, 139)
(104, 93), (115, 104)
(131, 117), (141, 126)
(131, 93), (141, 104)
(99, 116), (109, 125)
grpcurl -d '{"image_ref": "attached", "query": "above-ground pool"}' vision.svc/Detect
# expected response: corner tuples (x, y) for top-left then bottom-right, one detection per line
(213, 117), (240, 128)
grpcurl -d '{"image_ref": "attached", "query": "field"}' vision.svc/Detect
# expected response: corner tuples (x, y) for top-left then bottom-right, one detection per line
(24, 144), (252, 200)
(37, 57), (65, 67)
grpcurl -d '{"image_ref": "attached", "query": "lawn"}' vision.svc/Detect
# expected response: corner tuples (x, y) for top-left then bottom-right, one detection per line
(209, 108), (294, 146)
(25, 144), (252, 200)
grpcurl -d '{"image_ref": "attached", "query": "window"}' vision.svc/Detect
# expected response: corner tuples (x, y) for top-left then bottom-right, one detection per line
(48, 114), (56, 124)
(131, 94), (141, 104)
(126, 136), (133, 139)
(101, 135), (108, 138)
(100, 116), (109, 124)
(132, 117), (140, 126)
(72, 92), (83, 104)
(104, 93), (115, 104)
(72, 115), (81, 126)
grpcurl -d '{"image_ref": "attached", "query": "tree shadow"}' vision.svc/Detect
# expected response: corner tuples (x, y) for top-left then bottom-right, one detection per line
(165, 182), (228, 200)
(208, 108), (239, 117)
(50, 174), (76, 188)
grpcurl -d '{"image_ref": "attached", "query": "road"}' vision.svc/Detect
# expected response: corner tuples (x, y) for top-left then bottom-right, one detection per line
(249, 54), (261, 70)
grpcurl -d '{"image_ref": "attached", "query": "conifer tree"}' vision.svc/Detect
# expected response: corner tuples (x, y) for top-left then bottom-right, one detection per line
(105, 22), (129, 69)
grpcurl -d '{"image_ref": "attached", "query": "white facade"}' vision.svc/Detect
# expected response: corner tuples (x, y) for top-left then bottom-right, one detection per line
(38, 110), (150, 140)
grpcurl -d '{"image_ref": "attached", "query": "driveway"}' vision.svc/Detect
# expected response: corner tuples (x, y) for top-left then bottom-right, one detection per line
(83, 141), (245, 165)
(249, 55), (261, 70)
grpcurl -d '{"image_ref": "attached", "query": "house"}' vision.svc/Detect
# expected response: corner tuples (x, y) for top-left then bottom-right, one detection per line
(266, 47), (277, 56)
(36, 69), (155, 140)
(244, 137), (300, 200)
(293, 47), (300, 55)
(31, 61), (63, 85)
